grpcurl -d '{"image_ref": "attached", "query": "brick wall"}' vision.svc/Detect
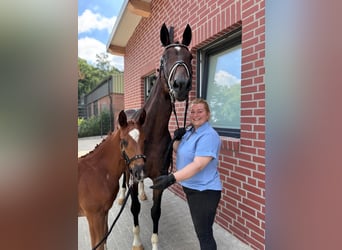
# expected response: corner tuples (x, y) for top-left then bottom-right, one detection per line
(124, 0), (265, 249)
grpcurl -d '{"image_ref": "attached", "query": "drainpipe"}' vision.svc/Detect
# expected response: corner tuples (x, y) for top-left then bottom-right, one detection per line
(108, 76), (114, 132)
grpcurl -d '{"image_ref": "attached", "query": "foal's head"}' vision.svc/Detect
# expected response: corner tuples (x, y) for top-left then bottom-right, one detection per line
(118, 109), (146, 181)
(160, 23), (193, 101)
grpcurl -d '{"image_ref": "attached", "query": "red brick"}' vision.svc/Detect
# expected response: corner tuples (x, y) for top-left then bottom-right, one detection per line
(231, 172), (247, 182)
(242, 211), (260, 227)
(247, 192), (265, 205)
(243, 183), (262, 195)
(243, 197), (261, 210)
(238, 203), (255, 216)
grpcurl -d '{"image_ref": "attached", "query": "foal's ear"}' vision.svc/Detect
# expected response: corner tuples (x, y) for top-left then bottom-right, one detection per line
(137, 108), (146, 126)
(160, 23), (170, 47)
(182, 24), (192, 46)
(118, 110), (128, 128)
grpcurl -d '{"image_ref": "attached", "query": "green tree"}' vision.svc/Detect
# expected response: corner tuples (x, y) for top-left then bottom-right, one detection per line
(208, 82), (241, 128)
(78, 55), (122, 102)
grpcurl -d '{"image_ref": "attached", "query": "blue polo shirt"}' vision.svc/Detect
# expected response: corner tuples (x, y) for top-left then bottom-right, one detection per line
(176, 122), (222, 191)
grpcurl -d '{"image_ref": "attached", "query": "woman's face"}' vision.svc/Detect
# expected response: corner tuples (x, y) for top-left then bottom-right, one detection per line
(190, 103), (209, 129)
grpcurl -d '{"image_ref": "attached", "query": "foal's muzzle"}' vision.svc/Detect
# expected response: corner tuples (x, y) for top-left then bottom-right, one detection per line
(131, 164), (145, 182)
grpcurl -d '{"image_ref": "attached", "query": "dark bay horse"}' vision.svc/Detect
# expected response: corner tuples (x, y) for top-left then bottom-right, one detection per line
(78, 109), (146, 250)
(127, 23), (193, 250)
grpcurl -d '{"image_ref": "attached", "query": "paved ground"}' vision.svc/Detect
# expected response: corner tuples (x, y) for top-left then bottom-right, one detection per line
(78, 136), (252, 250)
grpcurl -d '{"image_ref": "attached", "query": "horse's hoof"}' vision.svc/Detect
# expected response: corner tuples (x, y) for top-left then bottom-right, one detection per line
(132, 245), (144, 250)
(117, 198), (124, 205)
(139, 193), (147, 201)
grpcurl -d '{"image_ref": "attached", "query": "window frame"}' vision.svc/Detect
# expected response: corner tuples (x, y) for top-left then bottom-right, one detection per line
(144, 73), (156, 101)
(197, 28), (242, 138)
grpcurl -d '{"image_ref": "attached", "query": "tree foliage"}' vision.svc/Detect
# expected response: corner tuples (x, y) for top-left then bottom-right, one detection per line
(208, 82), (241, 128)
(78, 53), (122, 101)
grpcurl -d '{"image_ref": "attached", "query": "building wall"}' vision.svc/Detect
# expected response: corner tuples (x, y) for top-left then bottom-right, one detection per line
(124, 0), (265, 249)
(97, 93), (124, 121)
(85, 73), (125, 131)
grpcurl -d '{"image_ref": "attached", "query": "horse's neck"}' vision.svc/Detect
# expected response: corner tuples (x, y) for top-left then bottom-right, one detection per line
(143, 77), (172, 134)
(84, 131), (124, 174)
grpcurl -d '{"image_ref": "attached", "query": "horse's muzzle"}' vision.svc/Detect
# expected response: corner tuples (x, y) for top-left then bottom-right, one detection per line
(173, 78), (191, 101)
(131, 165), (145, 182)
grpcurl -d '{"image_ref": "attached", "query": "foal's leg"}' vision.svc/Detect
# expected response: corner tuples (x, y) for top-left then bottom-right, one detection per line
(138, 180), (147, 200)
(117, 172), (127, 205)
(103, 213), (109, 250)
(87, 212), (107, 250)
(130, 182), (143, 250)
(150, 189), (163, 250)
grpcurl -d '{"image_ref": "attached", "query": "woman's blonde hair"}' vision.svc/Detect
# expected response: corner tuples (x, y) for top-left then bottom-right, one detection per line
(190, 98), (210, 114)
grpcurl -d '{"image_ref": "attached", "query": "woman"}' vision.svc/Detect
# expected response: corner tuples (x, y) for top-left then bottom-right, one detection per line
(151, 98), (222, 250)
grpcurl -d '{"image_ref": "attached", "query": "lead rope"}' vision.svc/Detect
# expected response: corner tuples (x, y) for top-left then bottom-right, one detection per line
(164, 96), (189, 175)
(160, 57), (190, 174)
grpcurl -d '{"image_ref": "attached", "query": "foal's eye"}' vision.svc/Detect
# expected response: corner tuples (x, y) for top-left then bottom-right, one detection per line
(121, 140), (128, 147)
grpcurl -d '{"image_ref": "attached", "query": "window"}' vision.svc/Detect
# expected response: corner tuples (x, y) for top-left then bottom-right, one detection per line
(93, 100), (98, 116)
(144, 74), (156, 101)
(198, 29), (242, 138)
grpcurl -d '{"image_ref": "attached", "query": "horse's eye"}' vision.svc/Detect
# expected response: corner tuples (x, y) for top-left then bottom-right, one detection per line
(121, 140), (128, 147)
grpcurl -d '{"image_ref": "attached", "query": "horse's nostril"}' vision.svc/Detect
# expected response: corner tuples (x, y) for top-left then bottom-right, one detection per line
(173, 81), (179, 89)
(132, 165), (144, 181)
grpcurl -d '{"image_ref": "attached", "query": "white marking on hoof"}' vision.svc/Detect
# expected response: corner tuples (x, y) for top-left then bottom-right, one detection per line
(138, 181), (147, 200)
(132, 246), (144, 250)
(117, 187), (126, 205)
(151, 233), (158, 250)
(132, 226), (143, 249)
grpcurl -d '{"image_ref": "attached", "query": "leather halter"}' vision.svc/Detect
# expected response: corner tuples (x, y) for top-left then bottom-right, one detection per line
(120, 141), (146, 170)
(160, 44), (192, 105)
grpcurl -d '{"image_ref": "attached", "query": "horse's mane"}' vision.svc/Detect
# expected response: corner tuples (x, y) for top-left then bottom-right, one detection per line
(78, 119), (139, 159)
(79, 130), (114, 159)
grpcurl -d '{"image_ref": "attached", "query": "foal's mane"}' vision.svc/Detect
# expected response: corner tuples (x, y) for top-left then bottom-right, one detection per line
(79, 131), (113, 159)
(78, 119), (138, 159)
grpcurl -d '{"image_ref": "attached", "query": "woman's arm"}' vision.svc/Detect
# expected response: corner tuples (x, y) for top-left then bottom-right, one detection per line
(173, 140), (180, 153)
(173, 156), (212, 182)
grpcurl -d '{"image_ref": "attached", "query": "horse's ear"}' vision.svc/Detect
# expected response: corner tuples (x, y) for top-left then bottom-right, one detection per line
(138, 108), (146, 126)
(160, 23), (170, 47)
(118, 110), (128, 128)
(182, 24), (192, 46)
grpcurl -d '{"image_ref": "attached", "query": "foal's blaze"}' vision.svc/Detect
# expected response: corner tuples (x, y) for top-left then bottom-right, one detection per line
(119, 109), (146, 182)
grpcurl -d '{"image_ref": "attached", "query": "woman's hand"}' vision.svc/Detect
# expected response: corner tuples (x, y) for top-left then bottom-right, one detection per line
(150, 174), (176, 190)
(173, 127), (186, 140)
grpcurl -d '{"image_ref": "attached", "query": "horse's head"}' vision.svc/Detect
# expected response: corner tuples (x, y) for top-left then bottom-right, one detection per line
(160, 23), (193, 102)
(118, 109), (146, 181)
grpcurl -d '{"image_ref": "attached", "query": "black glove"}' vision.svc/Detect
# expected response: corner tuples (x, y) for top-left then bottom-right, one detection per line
(173, 127), (186, 141)
(150, 174), (176, 190)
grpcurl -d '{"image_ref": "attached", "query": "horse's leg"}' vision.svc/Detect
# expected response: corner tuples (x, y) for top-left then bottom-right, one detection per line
(150, 189), (163, 250)
(130, 183), (144, 250)
(138, 180), (147, 201)
(117, 172), (127, 205)
(87, 212), (107, 250)
(103, 213), (108, 250)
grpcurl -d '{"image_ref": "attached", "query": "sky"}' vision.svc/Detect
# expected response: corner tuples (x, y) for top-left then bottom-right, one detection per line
(78, 0), (125, 71)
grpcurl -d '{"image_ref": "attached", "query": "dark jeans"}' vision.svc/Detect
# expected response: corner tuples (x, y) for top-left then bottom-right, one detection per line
(183, 186), (221, 250)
